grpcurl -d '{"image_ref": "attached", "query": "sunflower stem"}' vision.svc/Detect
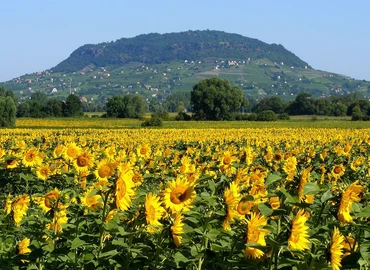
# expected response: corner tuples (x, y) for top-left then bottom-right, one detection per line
(314, 201), (327, 227)
(98, 187), (112, 258)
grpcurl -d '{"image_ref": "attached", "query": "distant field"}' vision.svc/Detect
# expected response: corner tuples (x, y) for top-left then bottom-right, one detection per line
(13, 117), (370, 129)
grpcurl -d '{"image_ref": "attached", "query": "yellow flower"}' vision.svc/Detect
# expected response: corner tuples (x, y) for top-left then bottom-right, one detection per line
(331, 164), (345, 180)
(269, 196), (280, 210)
(338, 181), (364, 224)
(244, 213), (269, 259)
(104, 146), (116, 161)
(330, 227), (344, 270)
(105, 209), (118, 223)
(63, 142), (81, 161)
(22, 148), (42, 167)
(53, 144), (64, 158)
(73, 151), (94, 173)
(94, 159), (115, 181)
(137, 143), (151, 160)
(4, 194), (12, 215)
(46, 203), (68, 233)
(219, 151), (237, 177)
(298, 167), (314, 204)
(223, 182), (241, 230)
(288, 209), (310, 251)
(18, 237), (31, 255)
(115, 174), (135, 211)
(132, 170), (144, 187)
(283, 156), (297, 181)
(11, 194), (30, 226)
(81, 188), (103, 212)
(163, 176), (196, 214)
(36, 164), (50, 181)
(171, 213), (184, 247)
(145, 193), (166, 229)
(34, 188), (60, 213)
(343, 234), (358, 257)
(5, 158), (19, 169)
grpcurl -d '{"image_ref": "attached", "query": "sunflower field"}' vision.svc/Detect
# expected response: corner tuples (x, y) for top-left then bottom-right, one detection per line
(0, 127), (369, 269)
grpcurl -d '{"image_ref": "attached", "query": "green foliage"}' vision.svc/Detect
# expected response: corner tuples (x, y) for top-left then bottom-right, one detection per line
(53, 30), (309, 73)
(63, 94), (83, 117)
(278, 113), (290, 120)
(175, 111), (192, 121)
(253, 96), (286, 114)
(191, 77), (245, 120)
(0, 96), (16, 127)
(151, 111), (169, 121)
(141, 116), (163, 127)
(106, 94), (147, 118)
(256, 110), (278, 121)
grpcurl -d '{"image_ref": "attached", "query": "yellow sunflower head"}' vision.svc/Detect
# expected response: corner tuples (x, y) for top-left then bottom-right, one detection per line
(163, 176), (196, 214)
(288, 209), (310, 251)
(18, 237), (31, 255)
(63, 142), (81, 161)
(145, 193), (166, 228)
(73, 151), (94, 173)
(330, 227), (344, 270)
(171, 213), (184, 247)
(36, 164), (50, 181)
(23, 148), (42, 167)
(244, 212), (268, 259)
(331, 164), (345, 179)
(115, 174), (136, 211)
(94, 159), (115, 181)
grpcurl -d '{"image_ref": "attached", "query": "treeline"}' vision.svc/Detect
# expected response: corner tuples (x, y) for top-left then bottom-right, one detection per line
(249, 92), (370, 120)
(17, 92), (83, 118)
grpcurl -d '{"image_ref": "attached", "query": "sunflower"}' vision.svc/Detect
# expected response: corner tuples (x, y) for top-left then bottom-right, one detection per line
(343, 234), (358, 257)
(298, 167), (314, 204)
(36, 164), (50, 181)
(219, 151), (237, 177)
(331, 164), (345, 180)
(34, 188), (60, 213)
(223, 182), (241, 230)
(73, 151), (94, 173)
(237, 199), (254, 216)
(338, 181), (364, 224)
(4, 194), (12, 215)
(171, 213), (184, 247)
(283, 156), (297, 181)
(132, 170), (144, 187)
(105, 209), (118, 223)
(145, 193), (166, 230)
(94, 159), (115, 181)
(163, 176), (196, 214)
(137, 143), (151, 160)
(288, 209), (310, 251)
(115, 173), (135, 211)
(4, 159), (18, 169)
(81, 188), (103, 212)
(244, 213), (269, 259)
(269, 196), (280, 210)
(11, 194), (30, 226)
(52, 144), (64, 158)
(63, 142), (81, 162)
(18, 237), (31, 255)
(46, 203), (68, 233)
(104, 146), (116, 161)
(117, 162), (133, 177)
(22, 148), (42, 167)
(273, 152), (283, 163)
(330, 227), (344, 270)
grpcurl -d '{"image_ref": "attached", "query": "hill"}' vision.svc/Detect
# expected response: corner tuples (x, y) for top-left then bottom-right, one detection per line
(1, 30), (370, 104)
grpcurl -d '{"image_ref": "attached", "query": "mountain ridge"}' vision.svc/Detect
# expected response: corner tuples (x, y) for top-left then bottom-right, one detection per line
(53, 30), (309, 73)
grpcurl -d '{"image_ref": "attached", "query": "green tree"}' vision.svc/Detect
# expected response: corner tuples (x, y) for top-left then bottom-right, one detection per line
(106, 94), (147, 118)
(43, 99), (64, 117)
(253, 96), (286, 114)
(0, 96), (16, 127)
(191, 77), (245, 120)
(31, 91), (48, 106)
(63, 94), (82, 117)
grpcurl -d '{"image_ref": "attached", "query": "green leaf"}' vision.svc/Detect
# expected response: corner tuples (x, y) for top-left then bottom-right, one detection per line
(265, 173), (282, 186)
(355, 205), (370, 218)
(71, 237), (86, 249)
(303, 183), (319, 195)
(320, 190), (333, 203)
(173, 251), (189, 267)
(208, 180), (216, 195)
(206, 229), (220, 241)
(258, 204), (273, 217)
(279, 188), (298, 203)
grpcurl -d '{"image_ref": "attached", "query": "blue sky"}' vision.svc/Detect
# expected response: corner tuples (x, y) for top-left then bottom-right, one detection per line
(1, 0), (369, 82)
